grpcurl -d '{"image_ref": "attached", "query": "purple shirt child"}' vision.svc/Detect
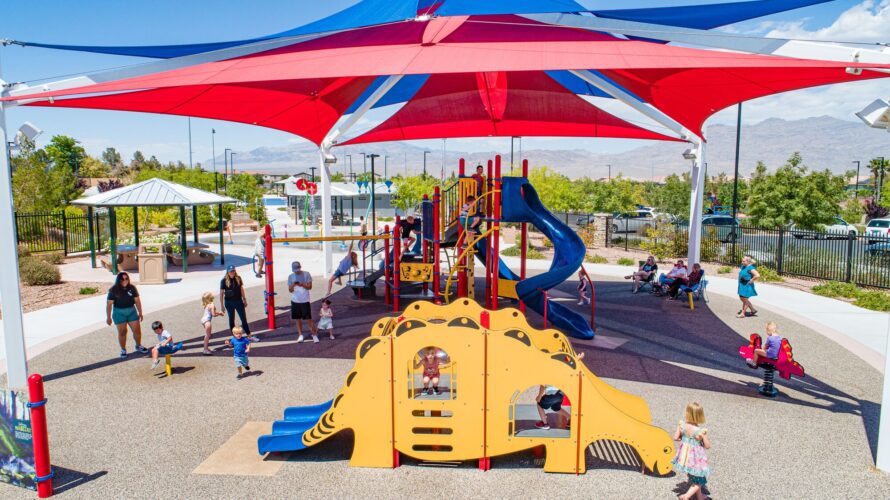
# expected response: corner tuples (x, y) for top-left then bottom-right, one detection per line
(764, 335), (782, 359)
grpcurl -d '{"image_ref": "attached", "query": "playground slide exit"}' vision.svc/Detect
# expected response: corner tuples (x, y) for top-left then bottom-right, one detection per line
(475, 177), (594, 340)
(257, 400), (332, 454)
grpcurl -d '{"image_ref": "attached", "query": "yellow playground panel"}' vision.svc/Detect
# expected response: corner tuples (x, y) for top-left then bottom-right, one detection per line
(300, 301), (674, 474)
(400, 262), (434, 283)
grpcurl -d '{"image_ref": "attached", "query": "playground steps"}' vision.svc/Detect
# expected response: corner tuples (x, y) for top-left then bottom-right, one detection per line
(258, 400), (333, 455)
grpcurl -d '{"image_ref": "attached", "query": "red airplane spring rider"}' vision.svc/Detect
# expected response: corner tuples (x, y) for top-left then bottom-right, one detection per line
(738, 333), (805, 380)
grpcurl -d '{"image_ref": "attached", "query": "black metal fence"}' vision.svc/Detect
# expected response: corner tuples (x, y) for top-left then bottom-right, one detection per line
(15, 210), (109, 255)
(603, 219), (890, 289)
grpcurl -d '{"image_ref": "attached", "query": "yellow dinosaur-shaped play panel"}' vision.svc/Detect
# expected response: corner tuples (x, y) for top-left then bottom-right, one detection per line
(258, 301), (674, 475)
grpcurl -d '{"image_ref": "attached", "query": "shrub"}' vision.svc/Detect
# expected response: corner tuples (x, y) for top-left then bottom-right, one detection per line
(717, 265), (732, 274)
(639, 218), (684, 260)
(756, 265), (783, 282)
(501, 243), (544, 259)
(854, 290), (890, 312)
(617, 257), (635, 266)
(542, 238), (553, 249)
(39, 252), (65, 265)
(585, 254), (608, 264)
(79, 286), (99, 295)
(17, 244), (31, 259)
(812, 281), (861, 299)
(19, 258), (61, 286)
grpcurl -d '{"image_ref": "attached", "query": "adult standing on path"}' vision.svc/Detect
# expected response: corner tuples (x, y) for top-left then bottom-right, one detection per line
(106, 272), (147, 358)
(288, 261), (318, 343)
(737, 255), (760, 318)
(220, 265), (252, 338)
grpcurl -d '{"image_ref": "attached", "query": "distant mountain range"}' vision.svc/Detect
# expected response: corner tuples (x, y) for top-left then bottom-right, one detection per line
(212, 116), (889, 180)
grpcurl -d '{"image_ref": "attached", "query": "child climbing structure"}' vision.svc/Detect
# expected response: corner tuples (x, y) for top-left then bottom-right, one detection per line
(258, 301), (674, 475)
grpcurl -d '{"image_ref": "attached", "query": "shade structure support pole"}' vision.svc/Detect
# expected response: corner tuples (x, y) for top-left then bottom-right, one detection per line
(687, 139), (707, 266)
(0, 74), (29, 388)
(192, 206), (198, 243)
(109, 207), (118, 274)
(569, 69), (693, 141)
(88, 206), (96, 268)
(878, 320), (890, 471)
(218, 204), (225, 265)
(324, 75), (404, 147)
(319, 150), (333, 278)
(179, 206), (188, 273)
(133, 206), (140, 247)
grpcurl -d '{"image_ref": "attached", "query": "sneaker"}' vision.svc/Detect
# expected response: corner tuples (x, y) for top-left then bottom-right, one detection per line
(202, 349), (213, 356)
(577, 300), (584, 305)
(584, 299), (591, 305)
(746, 359), (757, 369)
(297, 335), (304, 343)
(236, 373), (243, 380)
(248, 336), (260, 342)
(136, 345), (149, 354)
(421, 389), (428, 396)
(431, 388), (439, 396)
(312, 336), (320, 343)
(535, 421), (550, 430)
(119, 349), (127, 359)
(329, 334), (335, 340)
(150, 359), (160, 369)
(245, 365), (251, 371)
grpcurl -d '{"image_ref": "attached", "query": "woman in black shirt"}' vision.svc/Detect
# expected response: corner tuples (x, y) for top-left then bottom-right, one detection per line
(106, 272), (146, 358)
(220, 265), (251, 336)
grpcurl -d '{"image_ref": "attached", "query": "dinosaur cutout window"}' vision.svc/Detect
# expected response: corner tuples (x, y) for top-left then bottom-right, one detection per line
(508, 385), (571, 439)
(409, 346), (455, 400)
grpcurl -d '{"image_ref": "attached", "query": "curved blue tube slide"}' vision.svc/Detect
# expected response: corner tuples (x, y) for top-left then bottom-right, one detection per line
(257, 400), (333, 454)
(475, 177), (594, 339)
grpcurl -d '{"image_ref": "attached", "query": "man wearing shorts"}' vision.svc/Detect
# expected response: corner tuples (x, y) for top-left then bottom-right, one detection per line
(535, 385), (570, 430)
(288, 261), (318, 343)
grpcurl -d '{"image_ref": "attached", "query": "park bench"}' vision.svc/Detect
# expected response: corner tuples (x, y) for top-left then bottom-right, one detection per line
(230, 211), (259, 232)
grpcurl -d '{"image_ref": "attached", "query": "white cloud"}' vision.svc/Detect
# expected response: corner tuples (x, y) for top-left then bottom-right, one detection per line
(708, 78), (890, 126)
(766, 0), (890, 43)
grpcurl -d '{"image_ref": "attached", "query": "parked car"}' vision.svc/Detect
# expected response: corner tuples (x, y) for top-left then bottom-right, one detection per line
(701, 214), (742, 243)
(610, 208), (667, 235)
(865, 242), (890, 256)
(790, 217), (858, 239)
(866, 218), (890, 244)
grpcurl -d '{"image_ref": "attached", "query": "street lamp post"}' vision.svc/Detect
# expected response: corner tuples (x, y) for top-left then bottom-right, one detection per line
(309, 166), (317, 183)
(230, 152), (237, 177)
(607, 164), (611, 181)
(346, 154), (353, 181)
(212, 129), (217, 192)
(423, 151), (431, 177)
(188, 117), (193, 169)
(384, 155), (389, 179)
(224, 148), (231, 192)
(853, 160), (861, 199)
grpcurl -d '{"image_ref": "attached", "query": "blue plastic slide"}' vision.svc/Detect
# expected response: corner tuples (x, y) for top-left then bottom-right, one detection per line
(473, 177), (594, 339)
(257, 400), (333, 454)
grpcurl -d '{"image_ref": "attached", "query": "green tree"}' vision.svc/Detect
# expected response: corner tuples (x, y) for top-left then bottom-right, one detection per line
(581, 176), (642, 213)
(746, 153), (850, 229)
(527, 166), (580, 213)
(393, 174), (439, 211)
(78, 156), (111, 178)
(11, 139), (52, 212)
(44, 135), (86, 175)
(647, 173), (691, 218)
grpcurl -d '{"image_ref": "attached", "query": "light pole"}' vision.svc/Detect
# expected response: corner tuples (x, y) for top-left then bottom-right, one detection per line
(368, 154), (380, 238)
(309, 166), (317, 183)
(384, 155), (389, 179)
(362, 153), (367, 178)
(224, 148), (231, 192)
(346, 154), (353, 181)
(607, 164), (611, 181)
(853, 160), (861, 199)
(212, 129), (217, 192)
(188, 117), (193, 169)
(423, 151), (431, 177)
(230, 152), (237, 176)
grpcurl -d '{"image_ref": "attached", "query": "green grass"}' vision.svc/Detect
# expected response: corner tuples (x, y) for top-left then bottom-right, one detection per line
(617, 257), (635, 266)
(811, 280), (890, 312)
(756, 266), (783, 282)
(501, 244), (544, 259)
(585, 254), (608, 264)
(79, 286), (99, 295)
(717, 265), (732, 274)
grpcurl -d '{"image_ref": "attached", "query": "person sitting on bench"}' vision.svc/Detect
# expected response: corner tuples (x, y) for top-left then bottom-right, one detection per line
(747, 322), (782, 368)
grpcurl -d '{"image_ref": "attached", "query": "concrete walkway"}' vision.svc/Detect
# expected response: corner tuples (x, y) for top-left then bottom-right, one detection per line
(2, 245), (889, 374)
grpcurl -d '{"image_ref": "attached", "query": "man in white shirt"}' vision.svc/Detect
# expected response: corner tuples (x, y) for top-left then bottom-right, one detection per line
(288, 261), (318, 343)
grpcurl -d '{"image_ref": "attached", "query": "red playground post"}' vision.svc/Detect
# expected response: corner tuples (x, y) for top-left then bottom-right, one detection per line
(422, 194), (430, 296)
(28, 374), (53, 498)
(393, 217), (401, 312)
(432, 186), (442, 304)
(491, 155), (501, 311)
(485, 159), (493, 307)
(519, 159), (528, 313)
(384, 225), (391, 306)
(264, 224), (276, 330)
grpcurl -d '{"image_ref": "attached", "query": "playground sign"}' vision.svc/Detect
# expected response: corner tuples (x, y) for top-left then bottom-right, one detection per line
(0, 388), (36, 491)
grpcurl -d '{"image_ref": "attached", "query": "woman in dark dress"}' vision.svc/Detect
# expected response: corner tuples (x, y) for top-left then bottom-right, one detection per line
(106, 272), (146, 358)
(220, 265), (251, 336)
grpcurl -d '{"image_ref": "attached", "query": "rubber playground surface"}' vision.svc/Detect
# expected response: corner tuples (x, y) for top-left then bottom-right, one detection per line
(2, 274), (888, 499)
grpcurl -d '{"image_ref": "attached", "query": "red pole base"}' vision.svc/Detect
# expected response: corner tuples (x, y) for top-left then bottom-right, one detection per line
(28, 374), (53, 498)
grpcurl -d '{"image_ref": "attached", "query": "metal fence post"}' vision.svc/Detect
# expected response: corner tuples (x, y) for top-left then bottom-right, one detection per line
(624, 219), (628, 252)
(776, 226), (785, 275)
(61, 211), (68, 255)
(88, 207), (96, 268)
(845, 231), (855, 283)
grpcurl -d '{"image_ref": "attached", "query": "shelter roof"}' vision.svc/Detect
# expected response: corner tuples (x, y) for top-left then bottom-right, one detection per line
(71, 178), (238, 207)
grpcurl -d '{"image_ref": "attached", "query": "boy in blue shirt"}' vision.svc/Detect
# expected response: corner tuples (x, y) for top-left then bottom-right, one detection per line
(231, 326), (252, 379)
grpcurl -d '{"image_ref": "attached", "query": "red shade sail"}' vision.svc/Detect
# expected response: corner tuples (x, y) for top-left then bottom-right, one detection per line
(343, 71), (678, 144)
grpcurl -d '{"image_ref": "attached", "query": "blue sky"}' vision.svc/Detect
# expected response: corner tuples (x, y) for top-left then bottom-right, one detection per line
(1, 0), (885, 166)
